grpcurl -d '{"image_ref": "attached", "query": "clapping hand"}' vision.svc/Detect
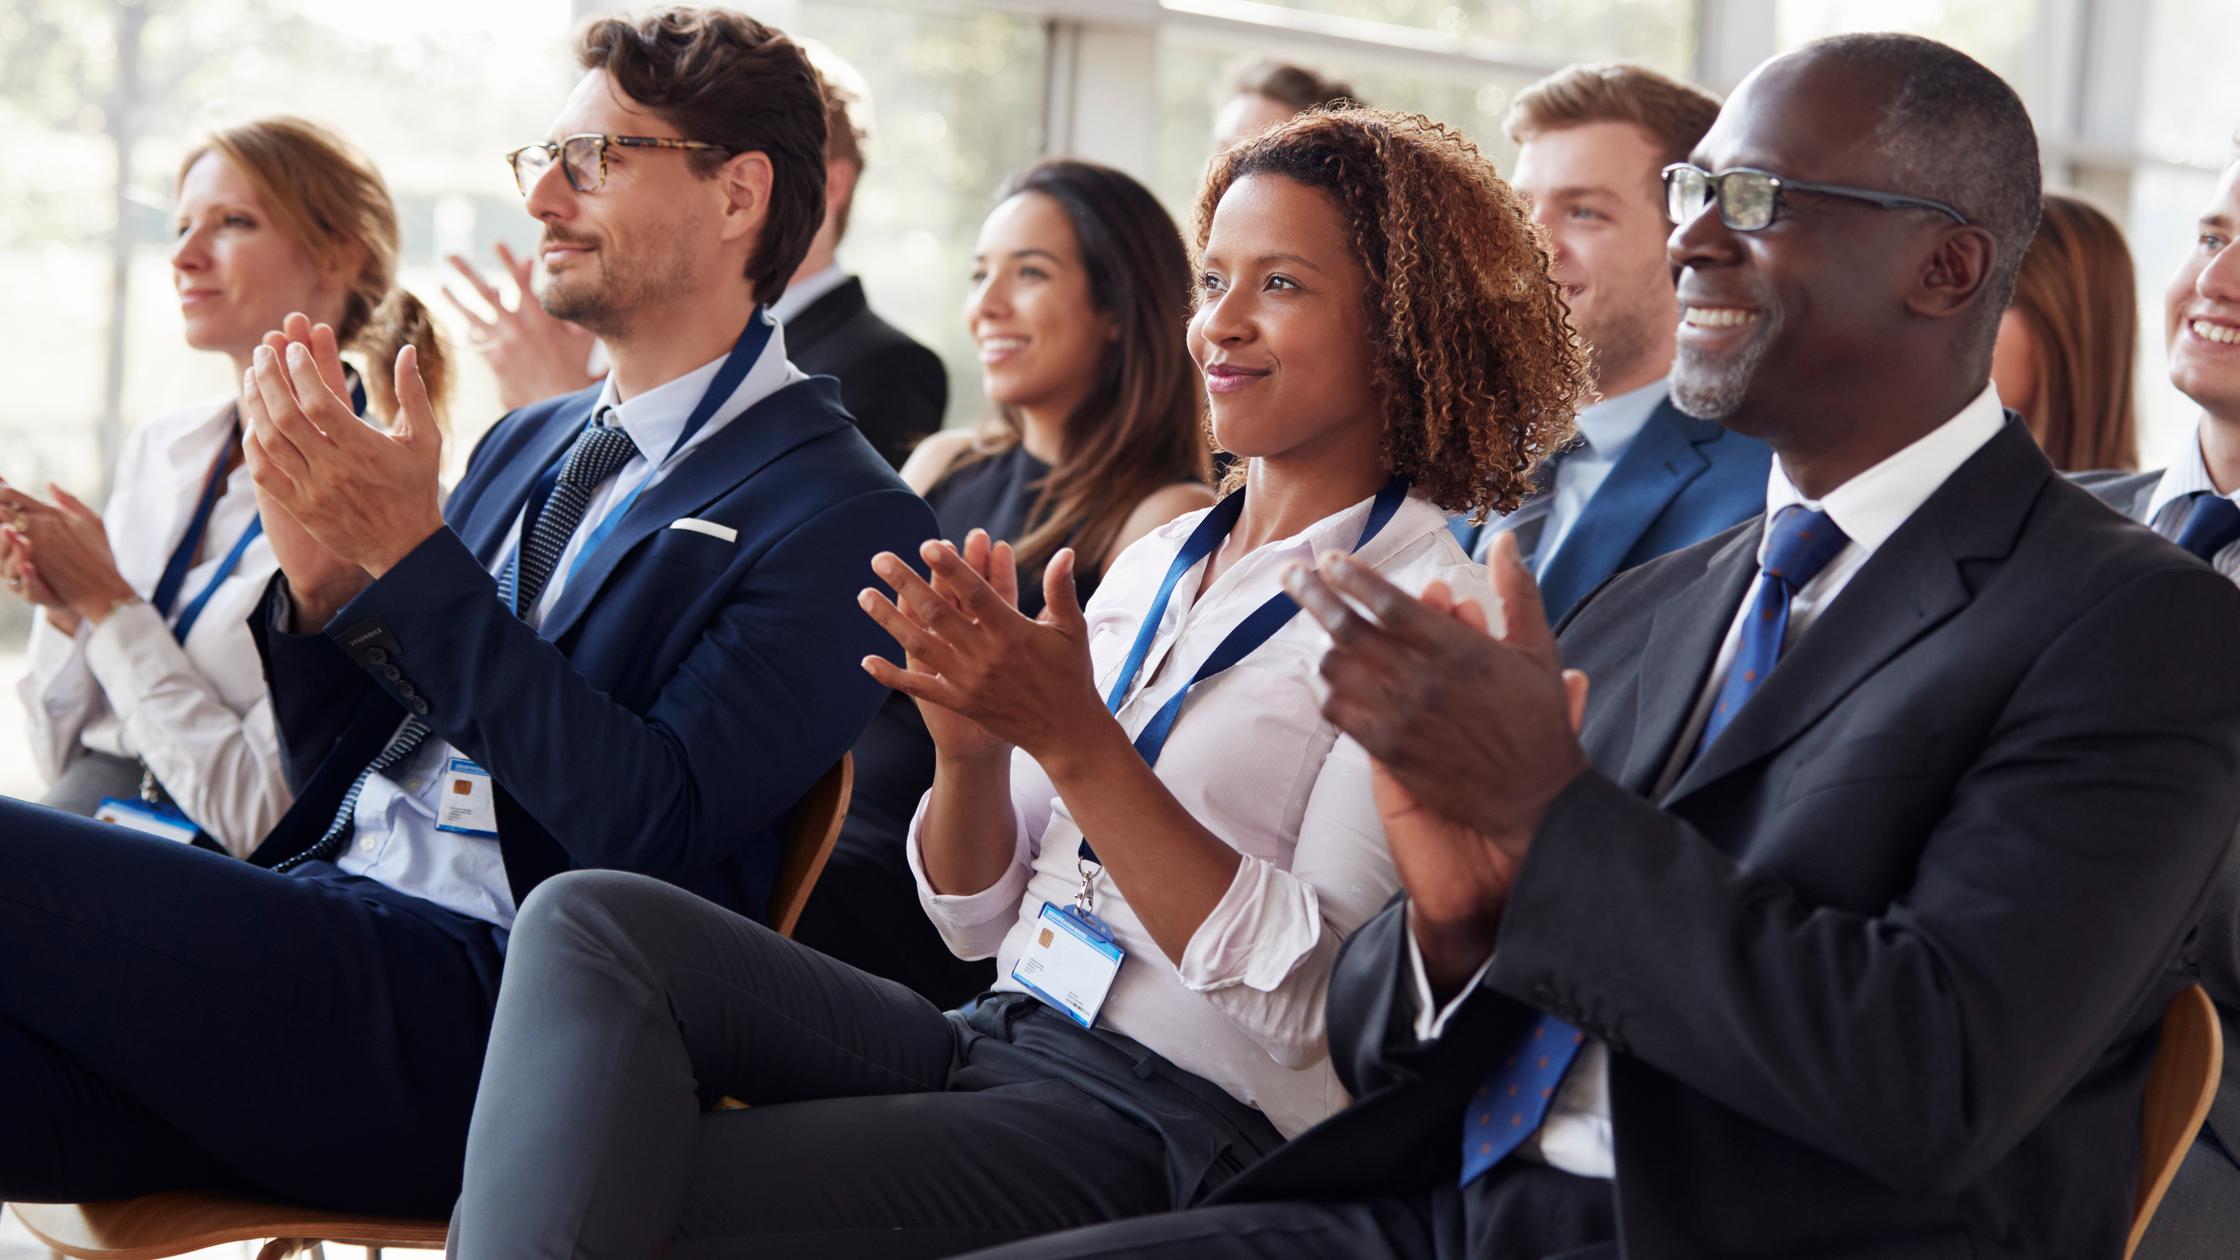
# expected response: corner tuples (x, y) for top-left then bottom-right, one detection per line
(239, 311), (444, 613)
(859, 530), (1110, 764)
(444, 245), (600, 410)
(0, 480), (135, 630)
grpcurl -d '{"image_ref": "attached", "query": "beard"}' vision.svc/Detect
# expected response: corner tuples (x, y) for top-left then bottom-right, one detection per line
(1671, 305), (1781, 420)
(534, 223), (701, 342)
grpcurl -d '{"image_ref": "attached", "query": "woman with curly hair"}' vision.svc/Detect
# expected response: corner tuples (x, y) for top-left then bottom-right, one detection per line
(444, 107), (1582, 1259)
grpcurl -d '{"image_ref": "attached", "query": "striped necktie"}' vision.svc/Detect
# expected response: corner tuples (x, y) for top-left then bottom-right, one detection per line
(279, 413), (639, 873)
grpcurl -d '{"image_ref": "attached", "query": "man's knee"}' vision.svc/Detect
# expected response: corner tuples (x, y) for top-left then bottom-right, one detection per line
(510, 869), (710, 982)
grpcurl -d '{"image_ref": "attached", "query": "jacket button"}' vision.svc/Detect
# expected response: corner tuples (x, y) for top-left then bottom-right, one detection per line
(397, 682), (416, 700)
(366, 647), (388, 665)
(382, 665), (402, 681)
(410, 698), (431, 716)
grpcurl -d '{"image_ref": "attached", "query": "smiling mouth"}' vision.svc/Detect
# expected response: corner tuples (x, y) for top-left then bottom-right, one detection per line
(2190, 318), (2240, 346)
(1682, 306), (1760, 329)
(978, 336), (1027, 363)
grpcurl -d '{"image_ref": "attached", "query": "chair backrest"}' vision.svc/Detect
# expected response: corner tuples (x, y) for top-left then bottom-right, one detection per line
(768, 754), (851, 938)
(2129, 983), (2223, 1259)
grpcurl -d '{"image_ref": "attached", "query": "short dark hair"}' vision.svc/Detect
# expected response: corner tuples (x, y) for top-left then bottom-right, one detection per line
(1506, 62), (1721, 173)
(1222, 56), (1359, 112)
(1805, 33), (2042, 360)
(576, 7), (827, 303)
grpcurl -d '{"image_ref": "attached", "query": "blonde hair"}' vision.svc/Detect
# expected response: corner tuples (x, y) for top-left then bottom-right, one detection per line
(179, 116), (449, 425)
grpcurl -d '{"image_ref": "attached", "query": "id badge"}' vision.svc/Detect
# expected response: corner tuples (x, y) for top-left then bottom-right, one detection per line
(1012, 901), (1125, 1029)
(434, 757), (499, 837)
(94, 797), (200, 845)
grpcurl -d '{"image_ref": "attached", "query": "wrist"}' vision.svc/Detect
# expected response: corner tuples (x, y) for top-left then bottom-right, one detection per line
(360, 515), (445, 580)
(288, 575), (368, 633)
(1032, 706), (1131, 784)
(44, 607), (84, 635)
(75, 586), (142, 627)
(1409, 902), (1502, 1000)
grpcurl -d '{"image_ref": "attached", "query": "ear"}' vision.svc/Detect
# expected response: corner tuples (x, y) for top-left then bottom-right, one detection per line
(824, 157), (859, 219)
(1908, 224), (1998, 322)
(717, 149), (776, 247)
(317, 241), (367, 295)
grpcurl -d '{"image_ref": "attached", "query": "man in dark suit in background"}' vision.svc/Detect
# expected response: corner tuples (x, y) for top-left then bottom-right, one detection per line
(0, 7), (932, 1219)
(962, 34), (2240, 1260)
(1457, 62), (1768, 620)
(769, 48), (949, 468)
(2081, 150), (2240, 1260)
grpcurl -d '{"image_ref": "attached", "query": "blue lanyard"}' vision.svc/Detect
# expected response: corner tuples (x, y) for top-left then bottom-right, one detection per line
(505, 310), (773, 615)
(1080, 476), (1410, 865)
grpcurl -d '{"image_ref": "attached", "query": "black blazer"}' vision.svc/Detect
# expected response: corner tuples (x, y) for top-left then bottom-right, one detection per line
(786, 277), (948, 469)
(1220, 422), (2240, 1259)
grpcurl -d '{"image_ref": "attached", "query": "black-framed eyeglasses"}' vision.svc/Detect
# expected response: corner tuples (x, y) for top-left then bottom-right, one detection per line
(505, 133), (730, 196)
(1662, 163), (1970, 232)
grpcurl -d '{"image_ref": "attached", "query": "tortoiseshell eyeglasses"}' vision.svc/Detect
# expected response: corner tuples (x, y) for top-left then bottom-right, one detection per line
(505, 133), (729, 196)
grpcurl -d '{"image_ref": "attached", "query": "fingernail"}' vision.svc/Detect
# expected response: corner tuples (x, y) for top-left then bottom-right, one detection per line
(253, 345), (272, 366)
(286, 343), (307, 363)
(1279, 560), (1310, 591)
(856, 589), (876, 607)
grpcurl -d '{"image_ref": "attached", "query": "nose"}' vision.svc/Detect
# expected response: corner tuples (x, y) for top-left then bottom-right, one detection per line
(1192, 284), (1252, 349)
(967, 269), (1011, 329)
(522, 155), (574, 226)
(1667, 197), (1743, 275)
(171, 222), (211, 276)
(2198, 236), (2240, 306)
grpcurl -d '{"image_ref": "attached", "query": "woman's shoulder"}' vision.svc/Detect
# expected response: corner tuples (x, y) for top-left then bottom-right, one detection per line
(898, 428), (980, 495)
(113, 396), (235, 480)
(1112, 482), (1218, 553)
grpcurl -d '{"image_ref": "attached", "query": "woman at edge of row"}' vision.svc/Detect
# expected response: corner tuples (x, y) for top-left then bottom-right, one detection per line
(1, 116), (448, 857)
(445, 106), (1586, 1258)
(792, 157), (1216, 1004)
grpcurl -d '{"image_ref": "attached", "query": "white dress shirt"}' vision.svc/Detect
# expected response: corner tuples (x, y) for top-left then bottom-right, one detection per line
(336, 322), (801, 928)
(1535, 378), (1672, 568)
(1409, 382), (2010, 1178)
(906, 490), (1488, 1138)
(2141, 422), (2240, 580)
(18, 397), (289, 856)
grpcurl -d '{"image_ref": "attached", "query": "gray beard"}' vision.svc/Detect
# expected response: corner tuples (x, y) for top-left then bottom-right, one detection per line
(1671, 321), (1775, 420)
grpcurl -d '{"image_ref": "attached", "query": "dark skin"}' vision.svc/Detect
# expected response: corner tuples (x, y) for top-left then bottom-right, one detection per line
(1288, 49), (2007, 999)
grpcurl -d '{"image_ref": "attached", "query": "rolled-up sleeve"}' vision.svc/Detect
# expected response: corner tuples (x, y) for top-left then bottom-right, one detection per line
(905, 744), (1055, 960)
(1176, 732), (1397, 1068)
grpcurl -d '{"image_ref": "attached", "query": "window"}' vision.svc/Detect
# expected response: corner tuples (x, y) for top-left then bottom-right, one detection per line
(1226, 0), (1697, 69)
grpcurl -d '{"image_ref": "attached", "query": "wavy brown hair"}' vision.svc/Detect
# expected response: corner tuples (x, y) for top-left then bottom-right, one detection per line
(959, 159), (1211, 578)
(1194, 108), (1584, 516)
(182, 117), (450, 425)
(2008, 192), (2139, 471)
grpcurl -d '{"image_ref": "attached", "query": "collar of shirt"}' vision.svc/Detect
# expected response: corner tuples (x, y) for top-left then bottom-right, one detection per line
(768, 264), (851, 327)
(588, 317), (796, 466)
(1570, 376), (1669, 461)
(2146, 419), (2236, 520)
(1758, 381), (2006, 567)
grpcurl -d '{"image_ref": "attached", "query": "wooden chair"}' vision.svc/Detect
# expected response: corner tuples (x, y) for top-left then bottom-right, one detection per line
(11, 756), (854, 1260)
(2129, 983), (2223, 1259)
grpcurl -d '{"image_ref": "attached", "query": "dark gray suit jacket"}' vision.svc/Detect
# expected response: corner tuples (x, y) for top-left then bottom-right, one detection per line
(1221, 424), (2240, 1258)
(2080, 463), (2240, 1259)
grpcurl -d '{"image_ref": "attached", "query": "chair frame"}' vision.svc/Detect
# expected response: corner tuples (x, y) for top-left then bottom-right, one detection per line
(11, 755), (853, 1260)
(2128, 983), (2223, 1259)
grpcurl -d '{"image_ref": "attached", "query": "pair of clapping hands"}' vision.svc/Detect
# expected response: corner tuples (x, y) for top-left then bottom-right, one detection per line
(0, 478), (135, 634)
(860, 528), (1592, 985)
(238, 314), (447, 628)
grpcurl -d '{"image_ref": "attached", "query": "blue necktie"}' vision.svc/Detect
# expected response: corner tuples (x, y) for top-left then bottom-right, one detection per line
(1456, 504), (1848, 1188)
(2172, 493), (2240, 563)
(278, 415), (639, 873)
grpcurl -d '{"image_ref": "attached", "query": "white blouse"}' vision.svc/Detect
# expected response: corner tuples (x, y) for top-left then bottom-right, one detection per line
(907, 489), (1495, 1138)
(18, 397), (290, 856)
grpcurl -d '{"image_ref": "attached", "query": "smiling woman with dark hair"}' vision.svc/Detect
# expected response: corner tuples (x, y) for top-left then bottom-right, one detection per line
(444, 106), (1582, 1259)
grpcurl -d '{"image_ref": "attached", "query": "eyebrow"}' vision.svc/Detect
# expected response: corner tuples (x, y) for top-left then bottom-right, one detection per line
(1204, 250), (1331, 275)
(972, 248), (1066, 265)
(2204, 212), (2237, 232)
(1541, 185), (1622, 202)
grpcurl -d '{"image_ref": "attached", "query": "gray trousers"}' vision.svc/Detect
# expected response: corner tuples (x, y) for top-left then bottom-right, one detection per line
(449, 870), (1285, 1260)
(39, 749), (145, 817)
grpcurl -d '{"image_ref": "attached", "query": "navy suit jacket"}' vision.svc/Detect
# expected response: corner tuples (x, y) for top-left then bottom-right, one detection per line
(246, 376), (937, 925)
(1221, 423), (2240, 1258)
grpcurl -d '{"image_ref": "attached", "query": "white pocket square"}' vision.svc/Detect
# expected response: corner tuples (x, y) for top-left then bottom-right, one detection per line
(668, 518), (739, 544)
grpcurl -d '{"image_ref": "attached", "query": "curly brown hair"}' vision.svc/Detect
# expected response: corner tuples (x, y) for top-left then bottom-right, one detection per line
(1193, 107), (1585, 517)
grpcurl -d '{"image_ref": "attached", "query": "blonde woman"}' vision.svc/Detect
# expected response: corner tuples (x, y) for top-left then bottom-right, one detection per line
(1, 116), (447, 856)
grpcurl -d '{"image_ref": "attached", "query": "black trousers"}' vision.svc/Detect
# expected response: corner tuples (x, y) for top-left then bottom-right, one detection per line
(448, 869), (1285, 1259)
(0, 795), (505, 1216)
(957, 1164), (1618, 1260)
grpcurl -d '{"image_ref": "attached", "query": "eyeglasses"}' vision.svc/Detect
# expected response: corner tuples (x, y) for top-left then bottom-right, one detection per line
(1662, 163), (1970, 232)
(505, 133), (730, 196)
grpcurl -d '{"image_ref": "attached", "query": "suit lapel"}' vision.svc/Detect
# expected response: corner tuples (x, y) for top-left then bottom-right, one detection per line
(1616, 526), (1759, 792)
(456, 397), (591, 565)
(538, 378), (850, 641)
(1537, 400), (1711, 618)
(1662, 422), (2050, 805)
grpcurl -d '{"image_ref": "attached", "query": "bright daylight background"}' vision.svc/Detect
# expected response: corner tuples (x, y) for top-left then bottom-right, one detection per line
(2, 0), (2238, 1244)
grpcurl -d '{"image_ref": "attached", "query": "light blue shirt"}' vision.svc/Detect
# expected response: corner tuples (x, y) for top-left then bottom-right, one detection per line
(335, 322), (799, 928)
(1534, 377), (1671, 571)
(2144, 421), (2240, 582)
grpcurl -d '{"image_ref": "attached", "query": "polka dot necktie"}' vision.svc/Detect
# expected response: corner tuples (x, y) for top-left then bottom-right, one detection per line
(2171, 492), (2240, 563)
(1456, 504), (1849, 1189)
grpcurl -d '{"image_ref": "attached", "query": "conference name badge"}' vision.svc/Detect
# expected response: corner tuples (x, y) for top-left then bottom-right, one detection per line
(434, 757), (499, 838)
(1013, 901), (1125, 1029)
(94, 797), (199, 845)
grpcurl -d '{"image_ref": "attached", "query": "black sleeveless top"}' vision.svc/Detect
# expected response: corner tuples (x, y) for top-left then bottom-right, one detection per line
(794, 444), (1104, 1004)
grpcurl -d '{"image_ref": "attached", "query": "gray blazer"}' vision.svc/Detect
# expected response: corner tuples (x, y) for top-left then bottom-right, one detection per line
(2078, 464), (2240, 1259)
